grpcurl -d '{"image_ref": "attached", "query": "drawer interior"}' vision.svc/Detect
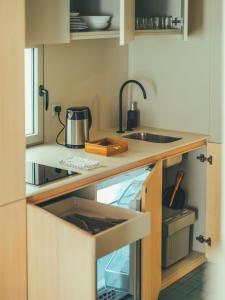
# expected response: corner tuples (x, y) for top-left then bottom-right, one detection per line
(43, 197), (144, 225)
(42, 197), (142, 235)
(39, 197), (150, 258)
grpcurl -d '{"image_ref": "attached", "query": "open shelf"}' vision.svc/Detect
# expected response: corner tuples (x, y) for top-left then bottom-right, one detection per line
(135, 29), (181, 36)
(161, 251), (207, 290)
(70, 30), (120, 41)
(70, 29), (180, 41)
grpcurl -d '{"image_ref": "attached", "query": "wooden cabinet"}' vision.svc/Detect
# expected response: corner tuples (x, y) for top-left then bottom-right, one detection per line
(26, 0), (134, 46)
(26, 0), (189, 45)
(27, 195), (150, 299)
(27, 142), (221, 300)
(69, 0), (189, 42)
(206, 143), (221, 261)
(70, 0), (135, 45)
(26, 0), (70, 46)
(141, 162), (162, 300)
(0, 200), (27, 300)
(135, 0), (189, 40)
(161, 143), (221, 291)
(0, 0), (25, 206)
(120, 0), (135, 45)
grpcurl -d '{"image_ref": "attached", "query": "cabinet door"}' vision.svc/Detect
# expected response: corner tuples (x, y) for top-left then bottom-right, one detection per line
(182, 0), (189, 41)
(26, 0), (70, 46)
(0, 200), (27, 300)
(120, 0), (135, 45)
(0, 0), (25, 205)
(206, 142), (221, 261)
(141, 162), (162, 300)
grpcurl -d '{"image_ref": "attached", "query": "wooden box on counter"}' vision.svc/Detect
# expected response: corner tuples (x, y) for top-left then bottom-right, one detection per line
(85, 137), (128, 156)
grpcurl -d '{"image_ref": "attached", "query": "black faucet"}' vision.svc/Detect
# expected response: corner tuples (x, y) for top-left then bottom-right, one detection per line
(117, 80), (147, 133)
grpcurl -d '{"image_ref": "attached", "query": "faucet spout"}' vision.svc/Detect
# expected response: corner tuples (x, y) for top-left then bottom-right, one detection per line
(117, 80), (147, 133)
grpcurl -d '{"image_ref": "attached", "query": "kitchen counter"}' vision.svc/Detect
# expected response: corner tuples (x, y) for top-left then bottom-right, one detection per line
(26, 127), (207, 204)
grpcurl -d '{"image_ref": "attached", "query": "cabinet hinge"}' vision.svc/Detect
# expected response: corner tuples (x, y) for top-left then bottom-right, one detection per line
(196, 154), (213, 165)
(173, 17), (184, 28)
(196, 235), (212, 247)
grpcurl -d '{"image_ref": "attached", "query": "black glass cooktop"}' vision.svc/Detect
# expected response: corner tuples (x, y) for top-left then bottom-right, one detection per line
(26, 161), (78, 186)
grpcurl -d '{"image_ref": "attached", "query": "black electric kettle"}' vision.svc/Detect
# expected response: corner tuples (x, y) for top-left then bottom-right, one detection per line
(65, 106), (92, 149)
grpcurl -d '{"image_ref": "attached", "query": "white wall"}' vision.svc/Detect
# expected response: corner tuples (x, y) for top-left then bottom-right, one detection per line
(43, 39), (128, 143)
(129, 0), (222, 142)
(43, 0), (222, 143)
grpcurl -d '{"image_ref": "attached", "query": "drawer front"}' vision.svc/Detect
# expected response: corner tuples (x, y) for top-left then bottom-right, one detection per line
(27, 197), (150, 300)
(96, 210), (149, 258)
(27, 203), (96, 300)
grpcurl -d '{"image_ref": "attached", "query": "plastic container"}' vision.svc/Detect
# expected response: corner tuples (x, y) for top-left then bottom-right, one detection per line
(162, 207), (196, 268)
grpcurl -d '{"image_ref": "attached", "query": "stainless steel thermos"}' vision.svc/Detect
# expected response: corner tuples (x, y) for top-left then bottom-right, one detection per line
(65, 106), (92, 149)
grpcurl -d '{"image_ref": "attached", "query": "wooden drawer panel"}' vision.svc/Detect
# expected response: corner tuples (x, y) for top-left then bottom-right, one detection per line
(27, 197), (150, 300)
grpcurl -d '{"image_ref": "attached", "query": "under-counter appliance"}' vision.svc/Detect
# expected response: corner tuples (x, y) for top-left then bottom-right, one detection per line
(26, 161), (77, 186)
(96, 167), (151, 300)
(65, 106), (92, 149)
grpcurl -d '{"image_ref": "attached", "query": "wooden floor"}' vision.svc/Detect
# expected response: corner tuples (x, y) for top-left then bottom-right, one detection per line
(161, 251), (207, 290)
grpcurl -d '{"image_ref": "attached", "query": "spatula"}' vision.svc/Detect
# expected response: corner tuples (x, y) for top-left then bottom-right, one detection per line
(169, 171), (184, 208)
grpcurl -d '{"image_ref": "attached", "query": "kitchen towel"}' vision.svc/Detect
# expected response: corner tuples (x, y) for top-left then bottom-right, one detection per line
(59, 156), (102, 171)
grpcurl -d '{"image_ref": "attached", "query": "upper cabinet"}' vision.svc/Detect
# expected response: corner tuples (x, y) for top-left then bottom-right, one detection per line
(135, 0), (189, 40)
(26, 0), (70, 47)
(26, 0), (188, 46)
(26, 0), (134, 46)
(120, 0), (135, 45)
(70, 0), (135, 45)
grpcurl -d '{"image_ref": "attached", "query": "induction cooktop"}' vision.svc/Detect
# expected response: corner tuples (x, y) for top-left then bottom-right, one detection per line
(26, 161), (78, 186)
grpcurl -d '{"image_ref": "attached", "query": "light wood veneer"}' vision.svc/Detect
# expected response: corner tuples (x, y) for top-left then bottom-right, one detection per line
(27, 139), (206, 205)
(0, 200), (27, 300)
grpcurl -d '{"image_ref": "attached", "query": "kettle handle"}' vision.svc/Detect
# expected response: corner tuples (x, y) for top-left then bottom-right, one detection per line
(87, 107), (92, 129)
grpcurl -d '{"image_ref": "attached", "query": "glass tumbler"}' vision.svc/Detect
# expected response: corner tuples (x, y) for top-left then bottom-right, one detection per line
(147, 17), (154, 29)
(153, 17), (160, 29)
(164, 16), (173, 29)
(159, 16), (165, 29)
(135, 17), (141, 30)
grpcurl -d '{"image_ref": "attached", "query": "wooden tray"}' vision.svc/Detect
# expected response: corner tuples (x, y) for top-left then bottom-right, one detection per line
(85, 137), (128, 156)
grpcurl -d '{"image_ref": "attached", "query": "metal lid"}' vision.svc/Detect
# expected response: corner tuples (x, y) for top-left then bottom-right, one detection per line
(130, 102), (138, 111)
(66, 106), (90, 120)
(67, 106), (89, 112)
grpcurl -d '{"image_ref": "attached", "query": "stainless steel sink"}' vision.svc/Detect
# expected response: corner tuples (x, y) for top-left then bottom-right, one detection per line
(123, 132), (182, 143)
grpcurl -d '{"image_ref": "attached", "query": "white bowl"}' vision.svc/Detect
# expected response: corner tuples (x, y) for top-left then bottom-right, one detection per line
(82, 16), (111, 30)
(88, 22), (109, 30)
(82, 16), (111, 23)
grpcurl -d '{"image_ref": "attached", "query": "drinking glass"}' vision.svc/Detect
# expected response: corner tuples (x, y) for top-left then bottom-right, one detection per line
(159, 16), (165, 29)
(153, 17), (160, 29)
(147, 17), (154, 29)
(164, 16), (173, 29)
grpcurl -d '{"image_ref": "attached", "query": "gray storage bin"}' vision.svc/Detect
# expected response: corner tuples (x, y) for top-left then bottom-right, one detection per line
(162, 207), (196, 268)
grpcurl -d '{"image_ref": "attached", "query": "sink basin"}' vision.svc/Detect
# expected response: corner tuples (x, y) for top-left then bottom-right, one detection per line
(123, 132), (182, 143)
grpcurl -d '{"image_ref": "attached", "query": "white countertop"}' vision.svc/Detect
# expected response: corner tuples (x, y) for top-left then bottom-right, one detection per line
(26, 127), (207, 200)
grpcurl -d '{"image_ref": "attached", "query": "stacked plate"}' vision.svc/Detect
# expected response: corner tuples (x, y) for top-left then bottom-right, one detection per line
(70, 12), (89, 32)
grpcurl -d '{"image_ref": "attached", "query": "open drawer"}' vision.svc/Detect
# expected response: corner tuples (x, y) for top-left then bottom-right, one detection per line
(27, 197), (150, 300)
